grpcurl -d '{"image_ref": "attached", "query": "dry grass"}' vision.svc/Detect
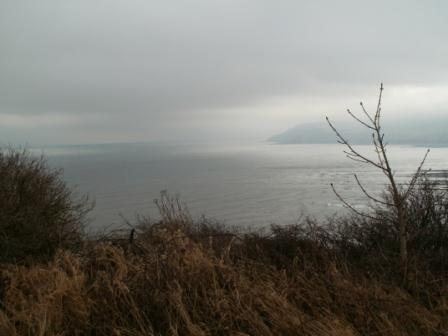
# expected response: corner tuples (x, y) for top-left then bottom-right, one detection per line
(1, 218), (447, 336)
(1, 180), (448, 335)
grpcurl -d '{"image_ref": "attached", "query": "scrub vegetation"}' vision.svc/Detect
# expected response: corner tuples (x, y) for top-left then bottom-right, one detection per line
(0, 168), (447, 335)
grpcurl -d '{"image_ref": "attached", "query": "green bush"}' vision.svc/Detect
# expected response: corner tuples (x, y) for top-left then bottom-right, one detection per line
(0, 148), (93, 264)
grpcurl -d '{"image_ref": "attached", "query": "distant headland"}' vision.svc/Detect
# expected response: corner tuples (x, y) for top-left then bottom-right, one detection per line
(269, 116), (448, 146)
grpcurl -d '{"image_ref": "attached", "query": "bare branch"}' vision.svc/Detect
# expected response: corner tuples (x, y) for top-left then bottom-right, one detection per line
(347, 109), (375, 130)
(360, 101), (375, 124)
(354, 174), (393, 206)
(372, 135), (385, 169)
(330, 183), (378, 220)
(374, 83), (384, 126)
(326, 117), (386, 170)
(344, 151), (374, 165)
(403, 149), (431, 200)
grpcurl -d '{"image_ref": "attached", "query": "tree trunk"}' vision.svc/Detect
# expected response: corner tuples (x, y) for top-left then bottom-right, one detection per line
(397, 205), (408, 283)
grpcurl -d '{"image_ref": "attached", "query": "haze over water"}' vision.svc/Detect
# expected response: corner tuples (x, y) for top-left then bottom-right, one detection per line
(3, 2), (448, 234)
(39, 142), (448, 233)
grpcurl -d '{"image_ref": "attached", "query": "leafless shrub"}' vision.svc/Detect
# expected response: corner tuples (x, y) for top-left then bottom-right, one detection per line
(327, 83), (431, 281)
(0, 148), (93, 264)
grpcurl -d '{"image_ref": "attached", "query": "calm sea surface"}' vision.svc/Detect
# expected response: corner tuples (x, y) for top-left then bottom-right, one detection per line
(35, 142), (448, 233)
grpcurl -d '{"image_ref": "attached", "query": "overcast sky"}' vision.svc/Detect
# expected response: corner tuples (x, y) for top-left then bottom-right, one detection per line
(1, 0), (447, 145)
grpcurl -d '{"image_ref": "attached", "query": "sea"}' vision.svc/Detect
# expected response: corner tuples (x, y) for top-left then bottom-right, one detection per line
(35, 142), (448, 233)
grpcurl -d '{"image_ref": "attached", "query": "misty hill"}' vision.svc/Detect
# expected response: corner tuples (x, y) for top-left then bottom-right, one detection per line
(269, 117), (448, 146)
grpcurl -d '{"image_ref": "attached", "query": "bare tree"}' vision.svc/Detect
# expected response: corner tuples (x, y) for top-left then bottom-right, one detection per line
(326, 83), (430, 281)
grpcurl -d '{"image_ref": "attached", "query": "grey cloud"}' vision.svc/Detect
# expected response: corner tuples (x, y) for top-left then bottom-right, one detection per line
(1, 0), (448, 144)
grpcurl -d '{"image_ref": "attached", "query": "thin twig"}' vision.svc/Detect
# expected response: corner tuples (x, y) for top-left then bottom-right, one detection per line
(347, 108), (375, 130)
(330, 183), (378, 220)
(403, 149), (431, 200)
(354, 174), (393, 206)
(326, 117), (385, 170)
(360, 101), (375, 124)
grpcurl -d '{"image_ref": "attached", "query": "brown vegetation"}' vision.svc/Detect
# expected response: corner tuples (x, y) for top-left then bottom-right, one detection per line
(0, 188), (447, 335)
(0, 148), (93, 264)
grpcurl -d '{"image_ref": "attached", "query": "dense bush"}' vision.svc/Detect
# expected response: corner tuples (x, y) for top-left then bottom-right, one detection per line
(0, 148), (93, 263)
